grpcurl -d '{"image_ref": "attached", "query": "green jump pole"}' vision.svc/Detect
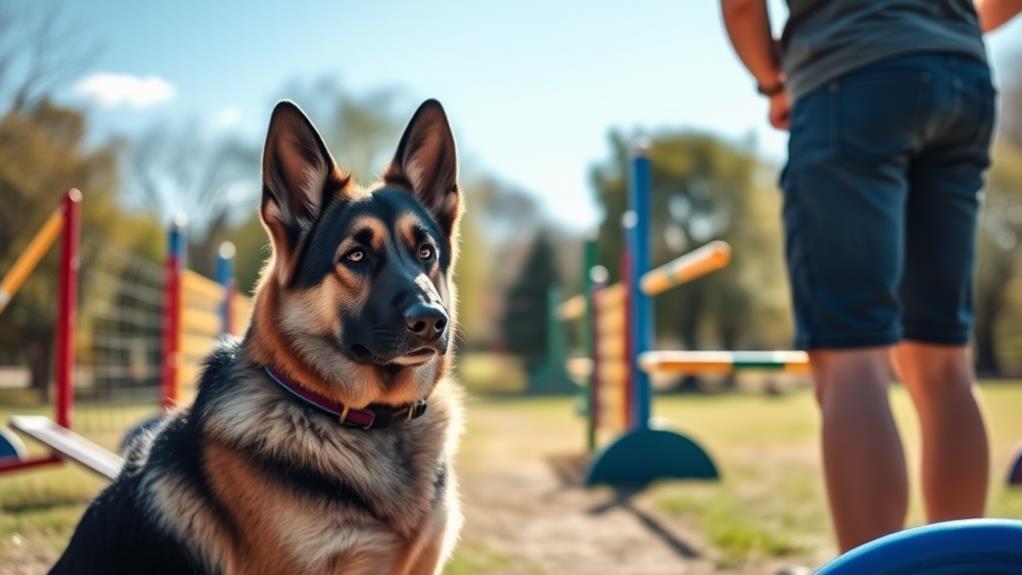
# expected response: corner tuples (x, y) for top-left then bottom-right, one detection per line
(545, 285), (569, 391)
(582, 238), (598, 452)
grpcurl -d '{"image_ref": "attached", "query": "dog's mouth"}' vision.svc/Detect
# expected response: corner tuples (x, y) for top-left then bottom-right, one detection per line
(348, 344), (437, 368)
(388, 348), (437, 367)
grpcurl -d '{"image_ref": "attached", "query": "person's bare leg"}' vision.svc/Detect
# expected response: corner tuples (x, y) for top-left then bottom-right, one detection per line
(891, 341), (988, 522)
(811, 347), (908, 552)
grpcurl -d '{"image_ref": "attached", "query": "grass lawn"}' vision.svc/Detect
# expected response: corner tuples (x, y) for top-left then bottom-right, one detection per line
(1, 383), (1021, 573)
(647, 383), (1022, 566)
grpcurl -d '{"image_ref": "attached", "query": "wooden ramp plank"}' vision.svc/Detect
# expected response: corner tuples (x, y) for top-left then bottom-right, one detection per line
(10, 415), (123, 480)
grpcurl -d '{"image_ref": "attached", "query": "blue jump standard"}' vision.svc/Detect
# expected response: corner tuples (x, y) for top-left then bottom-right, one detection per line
(584, 142), (720, 487)
(584, 424), (719, 487)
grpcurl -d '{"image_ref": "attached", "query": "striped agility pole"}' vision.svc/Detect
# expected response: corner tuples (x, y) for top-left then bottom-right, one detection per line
(639, 350), (810, 375)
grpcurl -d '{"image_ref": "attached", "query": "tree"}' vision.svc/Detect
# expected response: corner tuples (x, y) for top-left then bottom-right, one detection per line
(0, 4), (167, 397)
(0, 2), (96, 116)
(0, 101), (137, 396)
(127, 122), (259, 277)
(456, 176), (551, 347)
(974, 58), (1022, 375)
(501, 232), (572, 393)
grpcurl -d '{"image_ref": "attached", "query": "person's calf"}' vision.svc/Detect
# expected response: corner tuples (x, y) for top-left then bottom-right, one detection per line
(810, 348), (908, 551)
(892, 342), (988, 522)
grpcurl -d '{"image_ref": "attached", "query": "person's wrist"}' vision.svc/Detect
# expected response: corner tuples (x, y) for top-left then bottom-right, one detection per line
(757, 78), (785, 97)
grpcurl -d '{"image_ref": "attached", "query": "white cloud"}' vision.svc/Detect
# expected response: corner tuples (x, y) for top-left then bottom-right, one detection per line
(211, 107), (242, 130)
(73, 73), (175, 109)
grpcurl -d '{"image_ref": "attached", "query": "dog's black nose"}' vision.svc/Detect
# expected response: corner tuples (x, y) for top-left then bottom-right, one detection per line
(404, 303), (448, 340)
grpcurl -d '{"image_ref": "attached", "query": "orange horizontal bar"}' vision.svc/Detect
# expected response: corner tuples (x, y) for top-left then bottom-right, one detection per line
(640, 241), (731, 296)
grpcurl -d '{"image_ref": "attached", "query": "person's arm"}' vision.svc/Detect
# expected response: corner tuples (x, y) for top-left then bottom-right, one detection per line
(975, 0), (1022, 33)
(720, 0), (782, 90)
(719, 0), (790, 130)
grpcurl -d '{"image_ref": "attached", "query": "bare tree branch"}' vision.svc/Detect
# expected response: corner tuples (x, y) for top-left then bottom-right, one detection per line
(126, 121), (259, 233)
(0, 1), (97, 116)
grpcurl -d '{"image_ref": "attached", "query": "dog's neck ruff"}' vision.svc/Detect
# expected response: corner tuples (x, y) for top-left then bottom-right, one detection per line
(263, 366), (427, 430)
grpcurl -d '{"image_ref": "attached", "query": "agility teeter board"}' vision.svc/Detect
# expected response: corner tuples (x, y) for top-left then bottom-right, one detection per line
(10, 415), (122, 480)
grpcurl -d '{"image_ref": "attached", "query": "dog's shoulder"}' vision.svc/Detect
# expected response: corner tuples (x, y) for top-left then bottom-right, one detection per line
(51, 412), (212, 574)
(192, 337), (245, 400)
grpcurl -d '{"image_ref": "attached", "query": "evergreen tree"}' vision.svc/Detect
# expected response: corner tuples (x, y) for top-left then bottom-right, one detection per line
(501, 233), (572, 392)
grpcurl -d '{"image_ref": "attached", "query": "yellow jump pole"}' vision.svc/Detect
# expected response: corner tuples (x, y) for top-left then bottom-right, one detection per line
(0, 200), (70, 315)
(640, 240), (731, 296)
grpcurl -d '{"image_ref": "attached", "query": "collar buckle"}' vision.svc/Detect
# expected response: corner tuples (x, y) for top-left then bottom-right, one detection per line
(410, 400), (428, 420)
(359, 411), (377, 430)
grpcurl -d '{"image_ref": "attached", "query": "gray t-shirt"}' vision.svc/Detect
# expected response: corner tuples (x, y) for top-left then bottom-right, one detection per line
(781, 0), (987, 102)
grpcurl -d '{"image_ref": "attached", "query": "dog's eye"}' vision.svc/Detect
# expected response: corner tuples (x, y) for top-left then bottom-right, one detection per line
(345, 249), (366, 263)
(418, 245), (434, 260)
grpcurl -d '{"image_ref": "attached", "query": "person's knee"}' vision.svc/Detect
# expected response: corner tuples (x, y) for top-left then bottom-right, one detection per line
(809, 348), (892, 408)
(894, 341), (971, 389)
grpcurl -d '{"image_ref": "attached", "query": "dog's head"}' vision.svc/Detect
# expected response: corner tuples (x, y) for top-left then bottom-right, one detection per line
(249, 99), (461, 408)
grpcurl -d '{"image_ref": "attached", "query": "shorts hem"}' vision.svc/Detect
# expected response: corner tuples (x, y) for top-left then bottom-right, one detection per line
(796, 331), (902, 351)
(902, 327), (970, 346)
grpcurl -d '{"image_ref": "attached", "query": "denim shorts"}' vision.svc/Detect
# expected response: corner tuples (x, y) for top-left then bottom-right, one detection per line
(781, 53), (996, 350)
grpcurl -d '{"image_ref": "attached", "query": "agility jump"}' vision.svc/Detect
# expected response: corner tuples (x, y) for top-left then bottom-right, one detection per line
(0, 191), (251, 478)
(557, 142), (811, 487)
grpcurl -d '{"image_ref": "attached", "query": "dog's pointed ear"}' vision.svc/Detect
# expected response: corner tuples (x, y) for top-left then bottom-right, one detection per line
(383, 99), (460, 235)
(261, 100), (337, 283)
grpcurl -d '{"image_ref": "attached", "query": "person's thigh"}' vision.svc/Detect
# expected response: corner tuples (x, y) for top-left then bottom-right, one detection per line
(782, 57), (935, 349)
(901, 57), (996, 345)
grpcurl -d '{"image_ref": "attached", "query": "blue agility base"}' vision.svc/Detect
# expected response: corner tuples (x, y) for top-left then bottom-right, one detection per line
(816, 519), (1022, 574)
(585, 423), (719, 487)
(0, 426), (27, 463)
(584, 141), (719, 487)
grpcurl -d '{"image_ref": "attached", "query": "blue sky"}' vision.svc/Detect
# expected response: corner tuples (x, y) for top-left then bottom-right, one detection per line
(56, 0), (1022, 231)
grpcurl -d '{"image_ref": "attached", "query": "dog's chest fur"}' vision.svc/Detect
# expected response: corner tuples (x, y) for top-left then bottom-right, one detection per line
(132, 344), (461, 574)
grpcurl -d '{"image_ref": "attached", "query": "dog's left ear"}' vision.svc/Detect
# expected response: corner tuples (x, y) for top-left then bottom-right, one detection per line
(383, 99), (460, 236)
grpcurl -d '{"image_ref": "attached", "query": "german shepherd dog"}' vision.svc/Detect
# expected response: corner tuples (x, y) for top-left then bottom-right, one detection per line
(52, 100), (465, 574)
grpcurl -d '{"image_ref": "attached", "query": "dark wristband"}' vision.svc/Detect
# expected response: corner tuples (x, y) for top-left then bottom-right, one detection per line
(757, 80), (785, 96)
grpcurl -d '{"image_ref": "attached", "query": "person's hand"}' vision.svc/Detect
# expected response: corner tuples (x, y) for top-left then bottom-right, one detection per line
(768, 91), (790, 131)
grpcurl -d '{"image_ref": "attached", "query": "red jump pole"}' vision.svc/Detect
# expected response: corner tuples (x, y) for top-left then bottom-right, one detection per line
(620, 247), (634, 431)
(161, 217), (185, 410)
(55, 189), (81, 429)
(0, 453), (63, 474)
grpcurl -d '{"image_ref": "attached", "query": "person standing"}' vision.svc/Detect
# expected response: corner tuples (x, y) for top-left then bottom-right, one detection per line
(719, 0), (1022, 553)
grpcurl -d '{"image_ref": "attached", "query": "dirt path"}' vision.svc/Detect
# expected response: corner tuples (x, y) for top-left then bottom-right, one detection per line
(457, 399), (741, 575)
(459, 462), (723, 574)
